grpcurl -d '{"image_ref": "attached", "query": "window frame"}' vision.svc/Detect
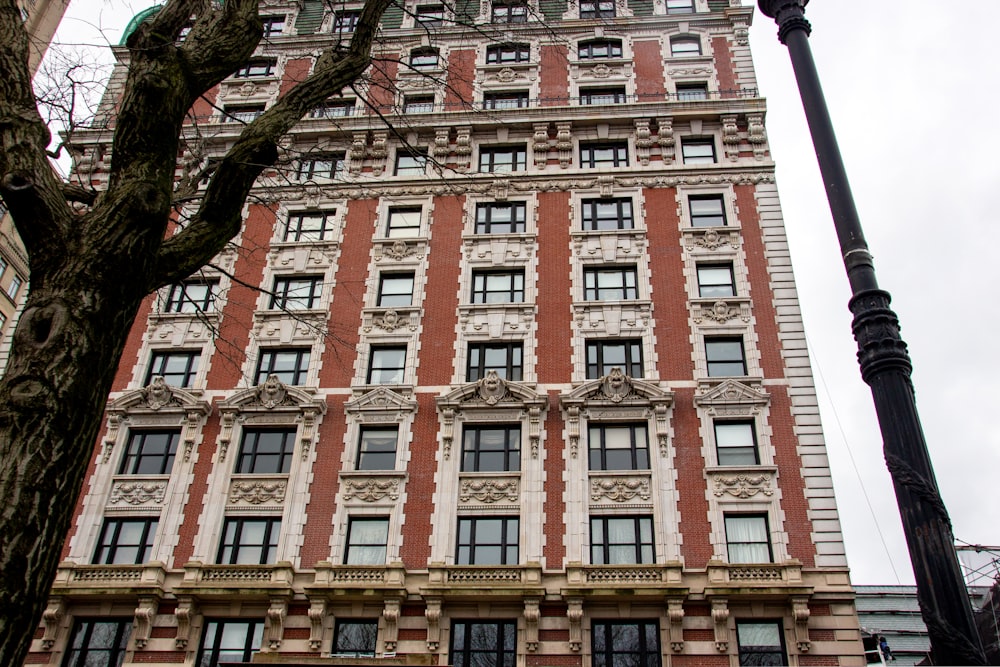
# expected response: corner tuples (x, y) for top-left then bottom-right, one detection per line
(367, 346), (407, 385)
(577, 38), (623, 59)
(309, 100), (356, 119)
(261, 14), (286, 37)
(588, 422), (649, 471)
(233, 58), (277, 79)
(357, 426), (399, 470)
(670, 36), (702, 57)
(217, 517), (282, 564)
(394, 150), (428, 176)
(145, 349), (200, 388)
(736, 621), (788, 666)
(409, 46), (441, 70)
(725, 513), (773, 564)
(403, 94), (436, 113)
(585, 339), (643, 379)
(666, 0), (694, 13)
(222, 105), (265, 123)
(583, 266), (639, 301)
(591, 620), (661, 667)
(590, 515), (655, 564)
(344, 516), (390, 565)
(415, 4), (446, 25)
(462, 425), (521, 472)
(63, 619), (132, 667)
(295, 152), (346, 180)
(676, 82), (709, 101)
(486, 43), (530, 64)
(491, 0), (528, 23)
(450, 621), (518, 667)
(689, 194), (727, 227)
(377, 273), (415, 307)
(165, 280), (219, 313)
(714, 421), (759, 466)
(333, 620), (380, 657)
(705, 337), (747, 377)
(579, 86), (627, 105)
(236, 428), (296, 474)
(479, 145), (528, 173)
(579, 141), (629, 168)
(581, 197), (634, 231)
(93, 517), (159, 565)
(483, 90), (531, 110)
(256, 348), (311, 385)
(579, 0), (616, 19)
(270, 275), (322, 310)
(456, 516), (519, 565)
(467, 342), (524, 381)
(681, 137), (717, 164)
(119, 430), (180, 475)
(386, 206), (422, 238)
(196, 619), (264, 667)
(7, 274), (22, 299)
(475, 201), (527, 234)
(285, 210), (337, 242)
(471, 270), (525, 304)
(697, 263), (736, 297)
(332, 10), (361, 33)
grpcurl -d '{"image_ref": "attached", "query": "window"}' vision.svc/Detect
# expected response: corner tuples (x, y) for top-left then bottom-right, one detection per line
(236, 429), (296, 474)
(484, 91), (530, 110)
(233, 58), (277, 78)
(218, 517), (281, 564)
(486, 43), (530, 64)
(270, 276), (322, 310)
(666, 0), (693, 13)
(475, 202), (526, 234)
(386, 207), (422, 238)
(368, 346), (407, 384)
(63, 620), (131, 667)
(334, 620), (379, 657)
(670, 36), (702, 57)
(165, 280), (218, 313)
(256, 348), (311, 385)
(578, 38), (622, 59)
(715, 421), (758, 466)
(394, 151), (428, 176)
(580, 0), (615, 18)
(119, 430), (179, 475)
(689, 195), (726, 226)
(737, 621), (787, 666)
(467, 342), (523, 381)
(93, 518), (158, 565)
(222, 105), (264, 123)
(357, 427), (398, 470)
(451, 621), (517, 667)
(415, 4), (445, 25)
(261, 15), (285, 37)
(296, 152), (346, 180)
(471, 270), (524, 304)
(7, 274), (22, 299)
(725, 514), (772, 563)
(403, 95), (435, 113)
(145, 350), (200, 388)
(456, 517), (518, 564)
(462, 425), (520, 472)
(583, 266), (638, 300)
(309, 100), (355, 118)
(333, 10), (361, 32)
(0, 256), (7, 276)
(676, 82), (708, 101)
(705, 337), (746, 376)
(410, 47), (440, 70)
(588, 423), (649, 470)
(377, 273), (415, 307)
(697, 263), (735, 297)
(491, 0), (527, 23)
(345, 517), (389, 564)
(285, 210), (337, 242)
(590, 516), (654, 564)
(682, 138), (716, 164)
(580, 142), (628, 168)
(592, 621), (661, 667)
(580, 87), (627, 105)
(586, 339), (642, 378)
(581, 197), (633, 230)
(479, 145), (527, 173)
(197, 620), (263, 667)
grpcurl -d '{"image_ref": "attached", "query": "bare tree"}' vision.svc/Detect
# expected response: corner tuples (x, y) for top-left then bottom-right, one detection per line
(0, 0), (392, 661)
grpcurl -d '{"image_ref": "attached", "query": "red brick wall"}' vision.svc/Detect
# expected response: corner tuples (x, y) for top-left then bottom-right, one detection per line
(416, 194), (463, 386)
(527, 656), (580, 666)
(298, 395), (349, 567)
(535, 192), (573, 382)
(132, 652), (187, 663)
(172, 409), (220, 565)
(367, 60), (399, 113)
(633, 41), (665, 100)
(540, 45), (569, 105)
(712, 36), (737, 96)
(799, 657), (840, 666)
(444, 49), (476, 108)
(401, 394), (439, 569)
(189, 86), (218, 123)
(280, 58), (312, 96)
(542, 392), (567, 568)
(673, 388), (713, 567)
(769, 384), (815, 566)
(111, 294), (155, 390)
(672, 655), (728, 666)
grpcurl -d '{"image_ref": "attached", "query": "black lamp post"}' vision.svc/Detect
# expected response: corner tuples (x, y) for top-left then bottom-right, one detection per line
(756, 1), (986, 664)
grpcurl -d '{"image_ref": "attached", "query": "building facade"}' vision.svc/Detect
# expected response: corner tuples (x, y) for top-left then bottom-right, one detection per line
(28, 0), (865, 665)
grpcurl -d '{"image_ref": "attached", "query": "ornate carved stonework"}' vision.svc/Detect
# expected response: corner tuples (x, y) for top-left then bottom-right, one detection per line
(369, 309), (412, 332)
(590, 477), (651, 502)
(142, 377), (182, 410)
(229, 479), (287, 504)
(460, 477), (519, 503)
(692, 298), (752, 324)
(684, 228), (740, 251)
(248, 375), (296, 409)
(109, 481), (167, 505)
(342, 477), (400, 502)
(712, 472), (774, 499)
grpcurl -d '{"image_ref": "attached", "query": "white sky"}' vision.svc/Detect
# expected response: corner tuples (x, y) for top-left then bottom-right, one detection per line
(44, 0), (1000, 586)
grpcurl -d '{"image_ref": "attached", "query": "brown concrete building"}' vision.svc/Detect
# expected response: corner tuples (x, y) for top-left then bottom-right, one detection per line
(27, 0), (866, 664)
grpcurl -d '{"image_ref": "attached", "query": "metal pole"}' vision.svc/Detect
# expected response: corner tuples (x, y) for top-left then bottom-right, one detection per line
(756, 1), (986, 664)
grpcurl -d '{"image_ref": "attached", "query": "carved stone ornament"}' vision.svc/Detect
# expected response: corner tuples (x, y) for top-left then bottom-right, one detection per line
(103, 381), (210, 465)
(693, 299), (751, 324)
(476, 370), (510, 405)
(591, 477), (651, 502)
(712, 473), (773, 498)
(229, 479), (287, 504)
(251, 375), (293, 408)
(460, 477), (519, 503)
(381, 239), (414, 261)
(599, 368), (636, 403)
(109, 481), (167, 505)
(143, 376), (181, 410)
(694, 379), (770, 416)
(373, 309), (410, 331)
(342, 477), (400, 502)
(345, 385), (417, 418)
(687, 228), (739, 251)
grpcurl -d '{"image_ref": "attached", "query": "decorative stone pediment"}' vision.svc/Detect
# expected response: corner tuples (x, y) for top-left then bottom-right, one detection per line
(694, 379), (769, 417)
(345, 386), (417, 422)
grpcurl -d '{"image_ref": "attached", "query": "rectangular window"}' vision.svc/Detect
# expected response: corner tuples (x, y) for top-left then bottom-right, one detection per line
(296, 153), (345, 180)
(475, 202), (526, 234)
(357, 427), (398, 470)
(666, 0), (693, 13)
(233, 59), (276, 78)
(145, 350), (199, 388)
(580, 142), (629, 168)
(7, 274), (22, 299)
(670, 37), (702, 57)
(586, 339), (643, 379)
(236, 429), (296, 474)
(581, 197), (633, 230)
(395, 151), (428, 176)
(737, 621), (787, 666)
(706, 337), (746, 376)
(456, 517), (519, 565)
(697, 263), (735, 297)
(462, 425), (521, 472)
(345, 517), (389, 565)
(410, 47), (440, 69)
(578, 39), (622, 59)
(580, 0), (615, 18)
(689, 195), (726, 226)
(484, 91), (530, 109)
(93, 518), (158, 565)
(197, 620), (263, 667)
(218, 517), (281, 564)
(682, 138), (717, 164)
(334, 620), (379, 657)
(479, 145), (527, 173)
(486, 43), (530, 64)
(580, 87), (627, 105)
(368, 346), (407, 384)
(165, 280), (219, 313)
(451, 621), (517, 667)
(725, 514), (772, 563)
(467, 342), (523, 381)
(285, 210), (337, 242)
(222, 105), (265, 123)
(491, 0), (527, 23)
(120, 430), (179, 475)
(386, 207), (422, 238)
(715, 421), (759, 466)
(377, 273), (415, 307)
(471, 270), (524, 304)
(676, 82), (709, 101)
(261, 15), (285, 37)
(590, 516), (654, 564)
(592, 621), (661, 667)
(403, 95), (435, 113)
(309, 100), (355, 118)
(333, 10), (361, 32)
(588, 423), (649, 470)
(256, 348), (310, 385)
(270, 276), (322, 310)
(63, 620), (131, 667)
(415, 4), (445, 25)
(584, 266), (638, 300)
(0, 256), (7, 276)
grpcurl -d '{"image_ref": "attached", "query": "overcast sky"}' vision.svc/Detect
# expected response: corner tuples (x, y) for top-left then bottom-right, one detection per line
(46, 0), (1000, 586)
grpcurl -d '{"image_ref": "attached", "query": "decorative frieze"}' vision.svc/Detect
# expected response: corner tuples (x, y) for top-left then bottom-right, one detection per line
(590, 475), (651, 503)
(463, 234), (535, 264)
(683, 227), (741, 252)
(458, 304), (536, 338)
(146, 315), (218, 347)
(711, 471), (774, 499)
(341, 476), (401, 503)
(373, 237), (427, 262)
(228, 478), (288, 505)
(572, 301), (651, 336)
(691, 297), (752, 325)
(459, 476), (520, 504)
(573, 230), (647, 262)
(109, 479), (167, 506)
(252, 310), (327, 344)
(362, 306), (420, 334)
